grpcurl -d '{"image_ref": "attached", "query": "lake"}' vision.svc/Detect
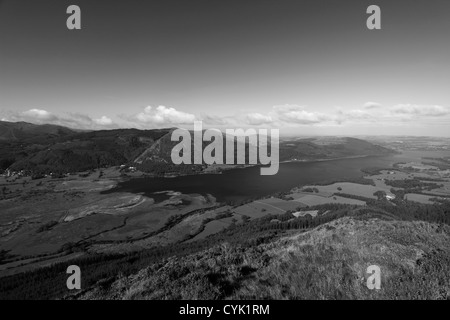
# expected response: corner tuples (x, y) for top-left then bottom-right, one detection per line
(107, 150), (450, 204)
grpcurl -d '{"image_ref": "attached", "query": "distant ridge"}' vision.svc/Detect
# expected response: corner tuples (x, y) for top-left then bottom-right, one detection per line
(0, 121), (395, 174)
(277, 136), (396, 162)
(0, 121), (76, 141)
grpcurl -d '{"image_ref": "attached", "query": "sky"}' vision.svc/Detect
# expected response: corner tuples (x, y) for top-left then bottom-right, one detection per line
(0, 0), (449, 136)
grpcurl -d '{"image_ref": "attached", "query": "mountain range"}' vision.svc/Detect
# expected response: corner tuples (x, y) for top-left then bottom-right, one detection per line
(0, 121), (396, 175)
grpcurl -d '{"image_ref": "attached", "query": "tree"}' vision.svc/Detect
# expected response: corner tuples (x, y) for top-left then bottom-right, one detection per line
(373, 190), (386, 201)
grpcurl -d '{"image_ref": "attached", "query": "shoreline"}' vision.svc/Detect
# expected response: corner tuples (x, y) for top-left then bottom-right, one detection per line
(120, 154), (383, 181)
(279, 154), (372, 164)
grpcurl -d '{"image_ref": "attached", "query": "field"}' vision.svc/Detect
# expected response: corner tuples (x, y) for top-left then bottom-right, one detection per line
(2, 157), (450, 278)
(91, 206), (235, 253)
(292, 210), (320, 218)
(233, 198), (302, 218)
(422, 181), (450, 197)
(298, 182), (383, 199)
(188, 220), (231, 242)
(0, 169), (218, 275)
(404, 193), (437, 204)
(292, 194), (366, 206)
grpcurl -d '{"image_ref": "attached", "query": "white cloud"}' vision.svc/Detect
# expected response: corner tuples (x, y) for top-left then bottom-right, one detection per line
(136, 105), (196, 125)
(335, 108), (376, 124)
(3, 102), (449, 133)
(246, 113), (273, 125)
(22, 108), (58, 122)
(94, 116), (113, 126)
(272, 104), (334, 124)
(201, 114), (234, 126)
(363, 101), (382, 109)
(331, 104), (450, 127)
(391, 104), (450, 117)
(3, 109), (117, 129)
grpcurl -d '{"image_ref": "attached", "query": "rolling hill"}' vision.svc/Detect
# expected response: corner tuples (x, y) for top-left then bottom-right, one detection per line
(0, 121), (76, 141)
(0, 121), (396, 174)
(278, 137), (396, 162)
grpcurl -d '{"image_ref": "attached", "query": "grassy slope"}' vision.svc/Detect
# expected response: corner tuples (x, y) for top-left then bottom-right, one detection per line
(77, 216), (450, 300)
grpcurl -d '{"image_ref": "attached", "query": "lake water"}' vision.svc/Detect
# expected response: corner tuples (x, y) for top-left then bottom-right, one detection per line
(107, 151), (450, 204)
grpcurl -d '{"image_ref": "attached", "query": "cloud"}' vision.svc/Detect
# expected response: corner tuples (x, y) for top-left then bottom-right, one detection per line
(22, 109), (58, 122)
(3, 102), (449, 132)
(391, 104), (450, 117)
(136, 105), (196, 125)
(331, 103), (450, 127)
(335, 108), (376, 124)
(246, 113), (273, 125)
(363, 101), (382, 109)
(201, 114), (234, 126)
(233, 105), (337, 127)
(272, 104), (334, 124)
(94, 116), (113, 126)
(4, 105), (195, 130)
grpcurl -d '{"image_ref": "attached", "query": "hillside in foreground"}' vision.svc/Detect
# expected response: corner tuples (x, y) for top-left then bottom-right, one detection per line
(76, 216), (450, 300)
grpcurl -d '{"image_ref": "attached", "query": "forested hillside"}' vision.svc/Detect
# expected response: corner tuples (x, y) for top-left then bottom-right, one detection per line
(0, 122), (171, 174)
(0, 121), (395, 175)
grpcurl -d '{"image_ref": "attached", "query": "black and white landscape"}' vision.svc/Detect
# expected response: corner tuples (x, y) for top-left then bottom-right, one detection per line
(0, 0), (450, 300)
